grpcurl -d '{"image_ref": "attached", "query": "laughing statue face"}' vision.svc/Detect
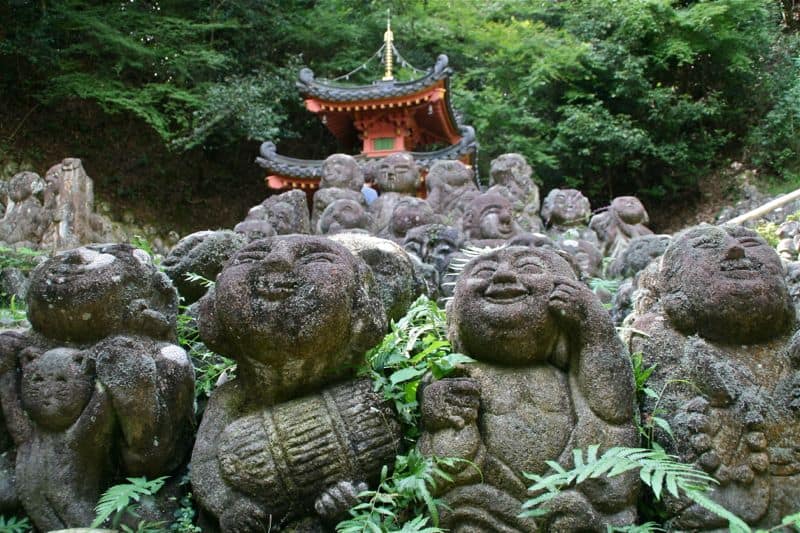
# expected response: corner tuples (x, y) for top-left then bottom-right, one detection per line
(377, 153), (419, 194)
(661, 224), (794, 343)
(449, 246), (576, 365)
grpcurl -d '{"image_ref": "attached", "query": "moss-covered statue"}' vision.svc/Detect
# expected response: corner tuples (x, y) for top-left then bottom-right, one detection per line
(628, 224), (800, 529)
(369, 152), (420, 234)
(312, 154), (366, 233)
(191, 236), (401, 531)
(0, 244), (195, 531)
(487, 153), (543, 232)
(418, 245), (638, 531)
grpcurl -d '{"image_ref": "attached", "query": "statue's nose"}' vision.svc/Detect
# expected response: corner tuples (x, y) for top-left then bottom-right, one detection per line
(724, 243), (745, 260)
(263, 243), (294, 271)
(491, 262), (517, 283)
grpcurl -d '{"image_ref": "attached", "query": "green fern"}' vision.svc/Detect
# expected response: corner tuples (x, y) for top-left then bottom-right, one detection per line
(91, 476), (169, 528)
(183, 271), (216, 289)
(608, 523), (665, 533)
(0, 516), (31, 533)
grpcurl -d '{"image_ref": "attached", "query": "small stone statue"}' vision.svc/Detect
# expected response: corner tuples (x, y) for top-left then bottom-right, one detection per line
(627, 224), (800, 529)
(369, 152), (420, 234)
(418, 245), (638, 531)
(191, 236), (401, 531)
(461, 191), (520, 246)
(541, 188), (597, 244)
(318, 198), (371, 235)
(162, 230), (248, 304)
(384, 197), (439, 243)
(0, 244), (194, 531)
(242, 189), (311, 235)
(312, 154), (366, 232)
(590, 196), (653, 259)
(403, 224), (465, 301)
(488, 153), (542, 232)
(606, 234), (671, 279)
(0, 172), (49, 246)
(425, 160), (479, 225)
(556, 238), (603, 279)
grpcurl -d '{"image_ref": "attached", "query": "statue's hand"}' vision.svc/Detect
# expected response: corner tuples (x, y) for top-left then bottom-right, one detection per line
(420, 377), (480, 431)
(219, 498), (270, 533)
(314, 480), (369, 524)
(549, 277), (596, 324)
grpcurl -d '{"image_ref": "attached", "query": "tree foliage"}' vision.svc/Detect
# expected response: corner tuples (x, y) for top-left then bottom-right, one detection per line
(1, 0), (798, 203)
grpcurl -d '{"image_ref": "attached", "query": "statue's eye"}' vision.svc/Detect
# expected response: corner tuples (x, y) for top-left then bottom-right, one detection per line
(690, 237), (717, 249)
(471, 262), (497, 278)
(514, 259), (543, 272)
(300, 252), (338, 265)
(739, 237), (764, 248)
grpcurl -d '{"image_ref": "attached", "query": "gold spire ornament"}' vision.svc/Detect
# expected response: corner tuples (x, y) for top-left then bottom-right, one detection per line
(382, 11), (394, 81)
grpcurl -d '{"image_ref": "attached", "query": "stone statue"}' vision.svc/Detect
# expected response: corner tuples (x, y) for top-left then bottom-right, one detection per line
(162, 230), (248, 304)
(606, 234), (671, 280)
(0, 244), (194, 531)
(242, 189), (311, 235)
(330, 233), (424, 322)
(369, 152), (420, 234)
(589, 196), (653, 259)
(384, 197), (439, 243)
(0, 172), (49, 246)
(425, 160), (479, 225)
(488, 153), (542, 232)
(233, 219), (276, 241)
(318, 198), (371, 235)
(627, 224), (800, 529)
(418, 246), (638, 531)
(541, 188), (597, 244)
(403, 224), (465, 301)
(191, 236), (401, 531)
(461, 191), (520, 246)
(312, 154), (366, 232)
(556, 238), (603, 279)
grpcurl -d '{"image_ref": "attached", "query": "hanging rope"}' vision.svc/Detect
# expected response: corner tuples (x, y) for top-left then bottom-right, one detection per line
(325, 45), (385, 82)
(391, 44), (427, 75)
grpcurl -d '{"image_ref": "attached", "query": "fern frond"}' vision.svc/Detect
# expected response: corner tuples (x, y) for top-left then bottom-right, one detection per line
(91, 476), (169, 528)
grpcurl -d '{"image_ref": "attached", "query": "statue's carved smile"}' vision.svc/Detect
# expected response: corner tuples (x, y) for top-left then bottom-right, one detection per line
(483, 283), (527, 303)
(255, 277), (297, 300)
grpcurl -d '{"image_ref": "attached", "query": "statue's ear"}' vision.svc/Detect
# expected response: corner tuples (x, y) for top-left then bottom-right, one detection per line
(197, 287), (226, 354)
(19, 347), (42, 368)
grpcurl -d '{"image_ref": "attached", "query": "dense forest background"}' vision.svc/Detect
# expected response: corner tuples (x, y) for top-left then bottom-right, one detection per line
(1, 0), (799, 233)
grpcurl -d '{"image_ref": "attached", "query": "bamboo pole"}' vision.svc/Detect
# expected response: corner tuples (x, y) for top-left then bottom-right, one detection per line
(724, 187), (800, 226)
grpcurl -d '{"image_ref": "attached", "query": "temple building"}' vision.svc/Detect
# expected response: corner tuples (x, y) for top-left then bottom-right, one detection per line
(256, 19), (477, 196)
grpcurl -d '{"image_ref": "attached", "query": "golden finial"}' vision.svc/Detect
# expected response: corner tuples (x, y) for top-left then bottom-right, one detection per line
(382, 10), (394, 81)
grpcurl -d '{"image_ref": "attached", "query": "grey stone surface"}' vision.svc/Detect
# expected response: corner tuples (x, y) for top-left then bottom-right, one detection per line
(556, 238), (603, 279)
(192, 236), (399, 530)
(248, 189), (311, 235)
(627, 224), (800, 529)
(319, 154), (363, 192)
(0, 172), (48, 245)
(590, 196), (653, 259)
(606, 234), (671, 279)
(318, 199), (371, 235)
(312, 189), (365, 234)
(369, 153), (420, 234)
(461, 191), (520, 246)
(162, 230), (248, 304)
(0, 244), (194, 531)
(403, 224), (465, 301)
(418, 246), (638, 531)
(425, 160), (479, 225)
(541, 188), (597, 245)
(384, 197), (439, 243)
(488, 153), (542, 232)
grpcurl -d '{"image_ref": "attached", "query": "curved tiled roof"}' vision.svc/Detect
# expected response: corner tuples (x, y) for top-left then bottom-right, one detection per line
(297, 55), (452, 103)
(255, 125), (478, 181)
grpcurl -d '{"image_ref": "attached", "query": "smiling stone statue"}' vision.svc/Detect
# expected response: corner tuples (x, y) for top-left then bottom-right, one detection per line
(418, 246), (638, 531)
(628, 224), (800, 529)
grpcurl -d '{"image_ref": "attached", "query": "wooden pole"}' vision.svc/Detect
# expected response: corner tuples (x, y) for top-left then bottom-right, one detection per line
(724, 187), (800, 226)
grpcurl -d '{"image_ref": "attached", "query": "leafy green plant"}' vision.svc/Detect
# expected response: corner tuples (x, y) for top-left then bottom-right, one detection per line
(630, 351), (657, 401)
(754, 220), (780, 247)
(170, 492), (201, 533)
(519, 446), (750, 530)
(336, 449), (473, 533)
(183, 272), (216, 289)
(362, 295), (474, 440)
(91, 476), (169, 530)
(0, 246), (45, 272)
(0, 516), (31, 533)
(0, 296), (28, 328)
(176, 308), (234, 399)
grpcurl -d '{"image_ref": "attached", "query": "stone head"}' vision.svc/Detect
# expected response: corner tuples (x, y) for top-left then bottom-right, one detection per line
(330, 234), (422, 322)
(258, 190), (311, 235)
(21, 347), (94, 431)
(234, 219), (276, 241)
(660, 224), (794, 344)
(448, 246), (577, 365)
(608, 234), (671, 278)
(318, 199), (370, 235)
(507, 232), (555, 250)
(489, 153), (533, 195)
(388, 198), (439, 240)
(321, 154), (363, 191)
(541, 189), (591, 226)
(611, 196), (648, 225)
(377, 153), (419, 194)
(403, 224), (465, 274)
(198, 236), (385, 373)
(27, 244), (178, 342)
(8, 172), (45, 203)
(557, 238), (602, 279)
(426, 160), (475, 193)
(463, 192), (518, 240)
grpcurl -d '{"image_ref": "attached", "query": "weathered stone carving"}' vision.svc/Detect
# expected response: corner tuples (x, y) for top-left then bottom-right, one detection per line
(162, 230), (248, 304)
(628, 224), (800, 529)
(330, 233), (423, 322)
(418, 246), (638, 531)
(241, 189), (311, 236)
(233, 219), (276, 241)
(384, 197), (439, 243)
(0, 244), (194, 531)
(606, 234), (671, 280)
(488, 153), (542, 232)
(556, 238), (603, 279)
(192, 236), (401, 530)
(461, 191), (520, 246)
(590, 196), (653, 259)
(403, 224), (465, 301)
(541, 188), (597, 244)
(369, 152), (420, 234)
(0, 172), (49, 246)
(318, 198), (371, 235)
(312, 154), (367, 232)
(425, 160), (479, 225)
